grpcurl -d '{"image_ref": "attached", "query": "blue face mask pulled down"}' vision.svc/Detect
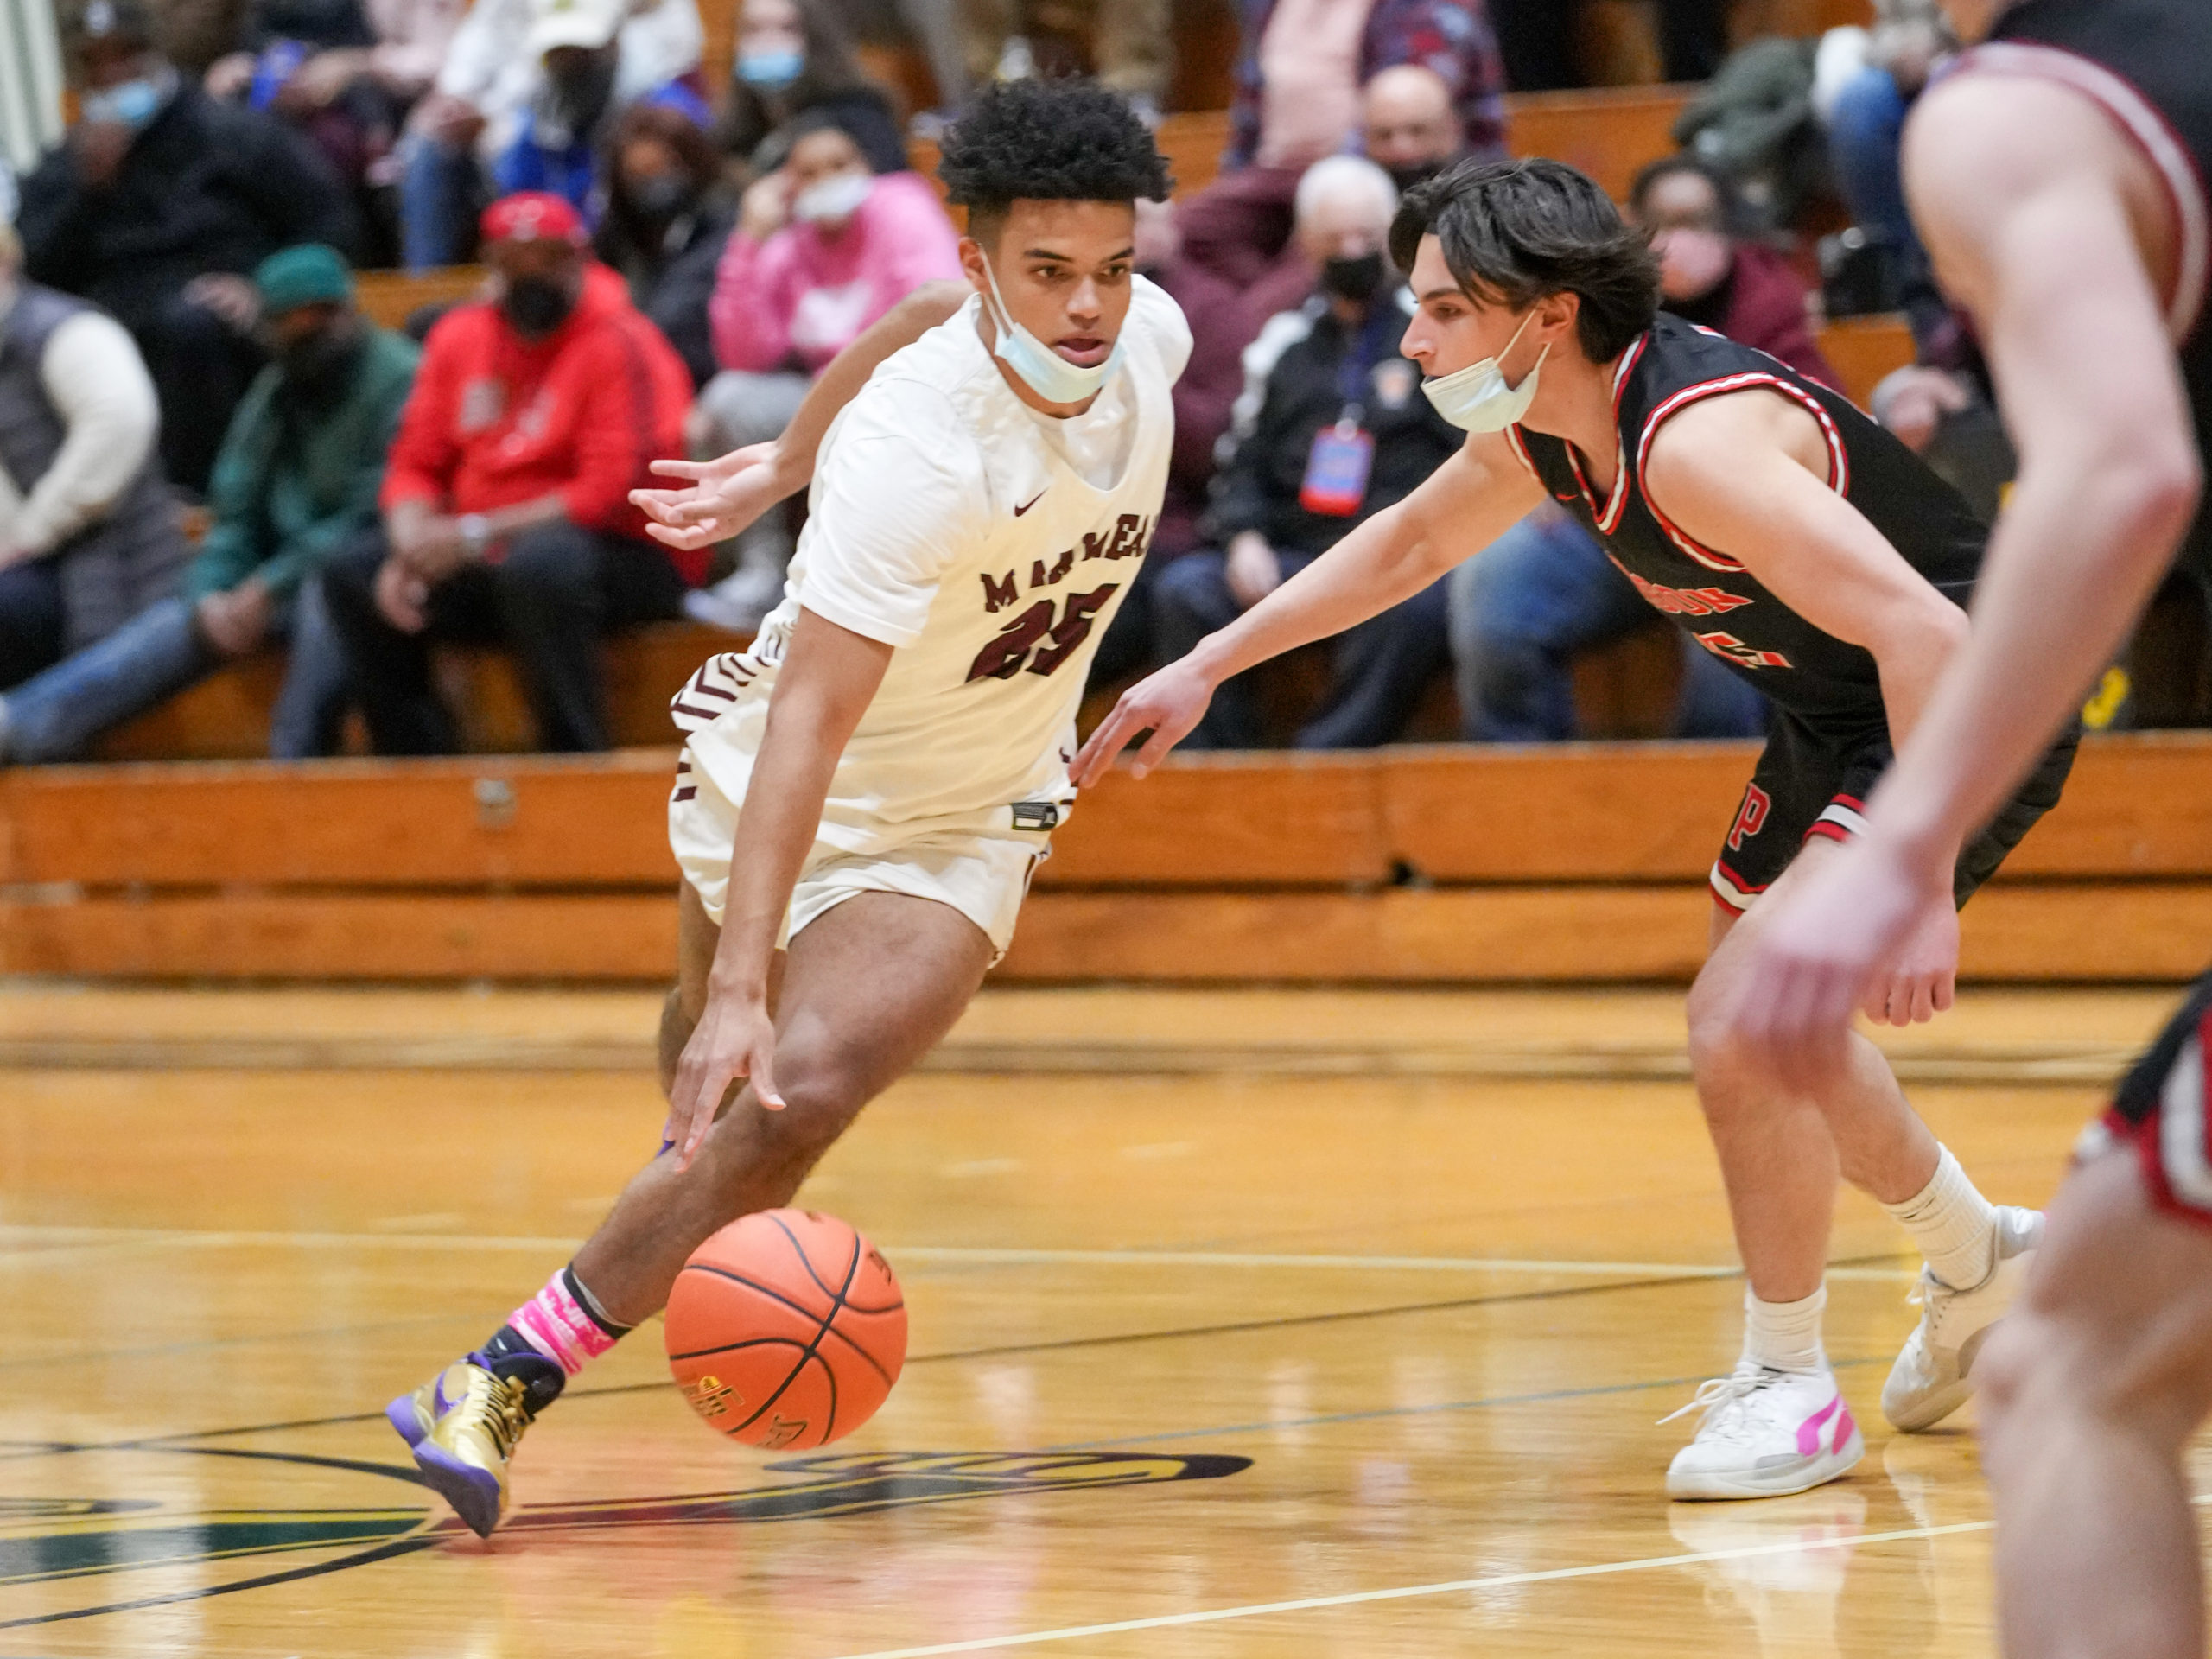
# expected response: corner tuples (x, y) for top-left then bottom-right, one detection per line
(1421, 311), (1549, 433)
(737, 47), (804, 89)
(981, 257), (1121, 408)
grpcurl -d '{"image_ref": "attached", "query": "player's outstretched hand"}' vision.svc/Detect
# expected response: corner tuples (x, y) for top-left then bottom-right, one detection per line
(631, 445), (793, 553)
(665, 988), (788, 1171)
(1730, 833), (1950, 1090)
(1071, 658), (1217, 786)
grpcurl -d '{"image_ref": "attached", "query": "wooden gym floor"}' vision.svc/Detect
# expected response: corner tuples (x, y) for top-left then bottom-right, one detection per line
(3, 982), (2206, 1656)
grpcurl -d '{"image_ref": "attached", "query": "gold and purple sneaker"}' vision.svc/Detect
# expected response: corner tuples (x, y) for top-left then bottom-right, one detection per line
(387, 1357), (536, 1538)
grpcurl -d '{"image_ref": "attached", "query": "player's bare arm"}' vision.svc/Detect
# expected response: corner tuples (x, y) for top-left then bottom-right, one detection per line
(1737, 74), (2202, 1064)
(1645, 389), (1971, 1023)
(666, 607), (893, 1166)
(1073, 431), (1543, 782)
(632, 280), (973, 551)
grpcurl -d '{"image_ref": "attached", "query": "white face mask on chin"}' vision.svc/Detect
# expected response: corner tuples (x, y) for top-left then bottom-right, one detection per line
(981, 256), (1121, 407)
(1421, 311), (1550, 433)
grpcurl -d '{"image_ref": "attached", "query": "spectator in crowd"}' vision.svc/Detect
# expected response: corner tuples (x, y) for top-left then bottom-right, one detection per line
(1230, 0), (1507, 173)
(720, 0), (906, 177)
(18, 0), (358, 493)
(323, 193), (695, 753)
(594, 102), (734, 389)
(687, 110), (962, 628)
(0, 203), (188, 698)
(1490, 0), (1729, 89)
(1446, 154), (1829, 746)
(962, 0), (1172, 123)
(492, 0), (713, 219)
(397, 0), (701, 268)
(0, 245), (413, 763)
(1154, 156), (1458, 750)
(1819, 0), (1954, 346)
(1360, 62), (1471, 194)
(202, 0), (469, 260)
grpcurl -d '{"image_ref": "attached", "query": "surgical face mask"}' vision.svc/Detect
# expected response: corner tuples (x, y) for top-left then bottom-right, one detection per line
(980, 256), (1121, 407)
(1421, 311), (1549, 433)
(737, 46), (803, 89)
(792, 170), (872, 226)
(82, 64), (175, 130)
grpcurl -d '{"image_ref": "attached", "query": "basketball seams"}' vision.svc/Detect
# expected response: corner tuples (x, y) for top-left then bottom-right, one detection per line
(765, 1210), (848, 1301)
(675, 1262), (900, 1384)
(726, 1221), (861, 1440)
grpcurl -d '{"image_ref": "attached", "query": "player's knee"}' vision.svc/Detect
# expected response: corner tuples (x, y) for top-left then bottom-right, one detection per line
(1684, 968), (1761, 1102)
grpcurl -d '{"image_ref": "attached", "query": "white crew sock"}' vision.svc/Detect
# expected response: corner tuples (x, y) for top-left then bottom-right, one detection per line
(1884, 1144), (1999, 1290)
(1741, 1284), (1828, 1375)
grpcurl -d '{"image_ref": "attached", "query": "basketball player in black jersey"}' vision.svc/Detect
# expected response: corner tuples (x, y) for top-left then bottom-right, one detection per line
(1076, 155), (2076, 1501)
(1738, 2), (2212, 1654)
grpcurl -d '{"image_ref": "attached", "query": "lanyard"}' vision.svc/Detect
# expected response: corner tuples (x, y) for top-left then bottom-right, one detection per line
(1334, 300), (1400, 424)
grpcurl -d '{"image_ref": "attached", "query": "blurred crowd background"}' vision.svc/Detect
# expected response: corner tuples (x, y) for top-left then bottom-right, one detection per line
(0, 0), (2171, 766)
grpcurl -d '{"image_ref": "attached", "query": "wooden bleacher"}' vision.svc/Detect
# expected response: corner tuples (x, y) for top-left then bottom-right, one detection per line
(3, 733), (2204, 983)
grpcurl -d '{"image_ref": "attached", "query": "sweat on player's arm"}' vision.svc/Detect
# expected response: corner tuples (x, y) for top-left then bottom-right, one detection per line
(1071, 428), (1542, 783)
(667, 606), (895, 1167)
(631, 280), (973, 554)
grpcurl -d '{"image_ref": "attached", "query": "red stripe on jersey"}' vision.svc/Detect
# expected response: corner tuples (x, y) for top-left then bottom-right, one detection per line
(1635, 372), (1851, 573)
(1502, 423), (1538, 478)
(1802, 821), (1853, 846)
(1955, 42), (2210, 340)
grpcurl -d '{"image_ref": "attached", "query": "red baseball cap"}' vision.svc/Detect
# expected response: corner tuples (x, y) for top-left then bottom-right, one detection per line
(480, 192), (588, 247)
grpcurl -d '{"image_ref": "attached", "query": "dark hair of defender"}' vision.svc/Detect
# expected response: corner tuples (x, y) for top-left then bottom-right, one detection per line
(1392, 156), (1662, 363)
(938, 77), (1173, 251)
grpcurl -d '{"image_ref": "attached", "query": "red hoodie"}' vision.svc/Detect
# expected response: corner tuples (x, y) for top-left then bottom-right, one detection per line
(382, 264), (702, 585)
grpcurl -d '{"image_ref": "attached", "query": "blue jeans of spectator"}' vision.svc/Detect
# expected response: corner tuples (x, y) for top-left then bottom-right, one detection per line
(0, 583), (350, 762)
(1448, 511), (1767, 742)
(1825, 66), (1946, 340)
(1153, 545), (1452, 749)
(399, 130), (488, 271)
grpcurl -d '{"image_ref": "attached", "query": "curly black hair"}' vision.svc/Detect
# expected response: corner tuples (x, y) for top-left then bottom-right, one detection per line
(938, 77), (1172, 247)
(1392, 157), (1661, 363)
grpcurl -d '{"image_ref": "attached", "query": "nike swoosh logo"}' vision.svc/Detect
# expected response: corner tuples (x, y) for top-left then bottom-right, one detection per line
(1014, 491), (1047, 517)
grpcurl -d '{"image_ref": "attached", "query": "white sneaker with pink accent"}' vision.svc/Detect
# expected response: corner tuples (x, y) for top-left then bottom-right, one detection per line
(1662, 1363), (1864, 1501)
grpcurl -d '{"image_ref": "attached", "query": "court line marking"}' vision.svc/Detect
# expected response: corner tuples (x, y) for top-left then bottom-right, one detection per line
(0, 1228), (1917, 1281)
(828, 1520), (2003, 1658)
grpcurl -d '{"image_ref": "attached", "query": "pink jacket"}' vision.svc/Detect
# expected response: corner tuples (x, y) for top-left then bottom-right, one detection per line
(709, 171), (963, 376)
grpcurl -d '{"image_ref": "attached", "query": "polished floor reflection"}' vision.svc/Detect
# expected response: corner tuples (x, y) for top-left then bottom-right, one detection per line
(0, 985), (2193, 1656)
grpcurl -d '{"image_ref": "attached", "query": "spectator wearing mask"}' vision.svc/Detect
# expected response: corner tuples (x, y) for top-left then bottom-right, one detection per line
(18, 0), (358, 493)
(0, 207), (188, 696)
(1154, 156), (1458, 750)
(721, 0), (906, 177)
(1230, 0), (1507, 174)
(1361, 62), (1469, 195)
(323, 193), (695, 754)
(0, 245), (412, 763)
(1445, 155), (1822, 747)
(594, 102), (734, 389)
(960, 0), (1173, 124)
(493, 0), (714, 218)
(396, 0), (701, 268)
(687, 111), (962, 629)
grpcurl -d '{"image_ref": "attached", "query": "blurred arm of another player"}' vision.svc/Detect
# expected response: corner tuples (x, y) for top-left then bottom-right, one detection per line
(1733, 76), (2204, 1072)
(632, 279), (973, 549)
(1642, 388), (1974, 1027)
(1072, 429), (1547, 783)
(665, 607), (894, 1168)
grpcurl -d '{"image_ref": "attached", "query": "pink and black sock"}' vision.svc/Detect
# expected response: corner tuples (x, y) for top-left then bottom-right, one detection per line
(478, 1265), (632, 1415)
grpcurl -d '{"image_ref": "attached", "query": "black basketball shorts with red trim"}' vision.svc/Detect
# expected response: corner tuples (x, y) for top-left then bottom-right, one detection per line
(1708, 710), (2081, 915)
(2082, 976), (2212, 1227)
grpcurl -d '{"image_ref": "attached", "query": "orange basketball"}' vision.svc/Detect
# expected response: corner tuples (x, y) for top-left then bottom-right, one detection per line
(664, 1208), (907, 1450)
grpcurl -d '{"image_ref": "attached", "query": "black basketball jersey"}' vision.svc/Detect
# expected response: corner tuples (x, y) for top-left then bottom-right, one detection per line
(1967, 0), (2212, 565)
(1508, 315), (1988, 724)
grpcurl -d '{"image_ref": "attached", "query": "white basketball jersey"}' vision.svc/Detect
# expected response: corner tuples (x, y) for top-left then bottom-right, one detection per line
(676, 276), (1189, 831)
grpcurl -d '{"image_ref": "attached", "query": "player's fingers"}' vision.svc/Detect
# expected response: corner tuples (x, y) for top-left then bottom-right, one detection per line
(1932, 970), (1956, 1015)
(1910, 976), (1936, 1025)
(1072, 704), (1135, 786)
(645, 521), (712, 551)
(650, 458), (711, 480)
(1128, 718), (1183, 781)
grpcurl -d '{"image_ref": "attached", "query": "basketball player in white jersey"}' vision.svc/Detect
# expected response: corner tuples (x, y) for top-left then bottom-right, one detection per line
(382, 78), (1189, 1537)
